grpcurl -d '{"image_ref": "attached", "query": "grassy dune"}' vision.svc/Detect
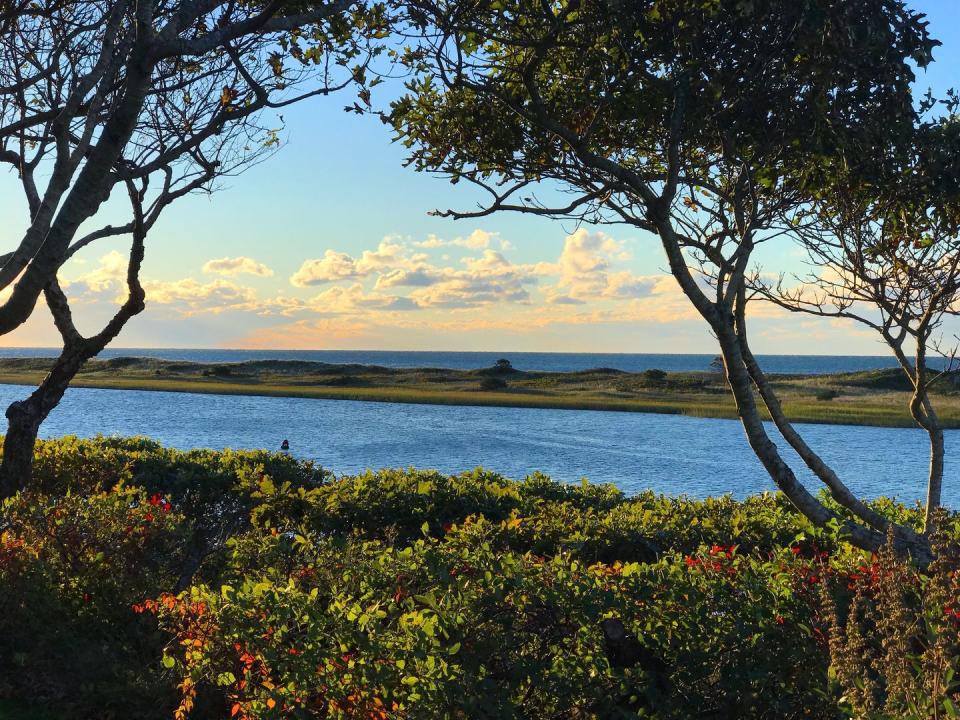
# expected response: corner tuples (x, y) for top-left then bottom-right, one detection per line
(0, 356), (958, 428)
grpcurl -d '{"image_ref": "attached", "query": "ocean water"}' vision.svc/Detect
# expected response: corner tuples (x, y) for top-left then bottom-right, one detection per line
(0, 347), (937, 375)
(0, 382), (952, 508)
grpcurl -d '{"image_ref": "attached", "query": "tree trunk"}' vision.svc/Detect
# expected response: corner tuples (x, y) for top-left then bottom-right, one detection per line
(648, 217), (931, 563)
(732, 292), (925, 547)
(923, 411), (945, 532)
(0, 350), (85, 497)
(0, 402), (43, 497)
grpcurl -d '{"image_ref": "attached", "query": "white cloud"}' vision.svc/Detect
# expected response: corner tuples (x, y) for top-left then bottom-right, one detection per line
(142, 278), (260, 316)
(202, 256), (274, 277)
(290, 250), (365, 286)
(540, 229), (656, 302)
(290, 237), (428, 287)
(307, 283), (420, 314)
(415, 229), (497, 250)
(62, 250), (128, 296)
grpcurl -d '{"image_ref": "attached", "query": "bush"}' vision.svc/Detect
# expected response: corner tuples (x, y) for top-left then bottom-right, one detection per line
(479, 376), (507, 391)
(0, 437), (955, 719)
(816, 388), (841, 401)
(822, 525), (960, 718)
(643, 368), (668, 382)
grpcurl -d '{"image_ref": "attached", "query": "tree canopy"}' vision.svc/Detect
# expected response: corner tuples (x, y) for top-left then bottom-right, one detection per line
(389, 0), (946, 558)
(0, 0), (387, 493)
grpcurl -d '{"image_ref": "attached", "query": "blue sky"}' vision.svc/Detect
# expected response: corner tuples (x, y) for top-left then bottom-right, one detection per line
(1, 0), (957, 353)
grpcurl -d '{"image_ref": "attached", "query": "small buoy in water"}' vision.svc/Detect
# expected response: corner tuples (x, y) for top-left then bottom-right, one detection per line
(280, 439), (290, 453)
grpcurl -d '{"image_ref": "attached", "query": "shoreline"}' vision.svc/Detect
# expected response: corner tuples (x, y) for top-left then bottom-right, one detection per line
(0, 357), (955, 429)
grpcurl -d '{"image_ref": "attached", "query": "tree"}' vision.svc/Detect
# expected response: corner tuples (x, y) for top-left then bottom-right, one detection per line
(389, 0), (938, 559)
(751, 116), (960, 531)
(0, 0), (387, 496)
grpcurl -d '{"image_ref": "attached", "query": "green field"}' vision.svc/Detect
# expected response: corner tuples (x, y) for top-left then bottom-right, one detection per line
(0, 356), (956, 428)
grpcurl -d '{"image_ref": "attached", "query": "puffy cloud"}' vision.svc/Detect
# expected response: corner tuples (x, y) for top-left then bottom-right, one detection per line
(63, 252), (261, 316)
(291, 240), (539, 309)
(374, 268), (442, 289)
(202, 256), (274, 277)
(557, 229), (624, 276)
(539, 230), (658, 303)
(409, 276), (531, 308)
(61, 250), (128, 297)
(290, 238), (428, 287)
(51, 228), (715, 346)
(142, 278), (259, 316)
(307, 283), (421, 314)
(290, 250), (365, 286)
(375, 250), (538, 308)
(415, 229), (497, 250)
(356, 237), (428, 273)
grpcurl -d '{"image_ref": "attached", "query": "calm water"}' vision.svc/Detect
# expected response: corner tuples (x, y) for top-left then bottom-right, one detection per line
(0, 347), (944, 375)
(3, 383), (954, 508)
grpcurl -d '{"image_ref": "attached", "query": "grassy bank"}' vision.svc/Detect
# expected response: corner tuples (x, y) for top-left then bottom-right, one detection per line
(0, 356), (958, 427)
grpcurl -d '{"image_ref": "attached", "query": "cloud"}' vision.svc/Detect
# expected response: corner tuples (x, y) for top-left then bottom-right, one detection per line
(290, 238), (428, 287)
(539, 229), (658, 303)
(61, 250), (128, 297)
(291, 238), (540, 310)
(307, 283), (421, 314)
(62, 252), (261, 316)
(202, 256), (274, 277)
(290, 250), (366, 286)
(374, 268), (442, 289)
(415, 229), (497, 250)
(234, 318), (375, 348)
(384, 250), (539, 308)
(142, 278), (260, 316)
(52, 229), (713, 348)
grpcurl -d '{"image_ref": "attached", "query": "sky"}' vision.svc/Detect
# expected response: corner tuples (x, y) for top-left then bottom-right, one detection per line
(0, 0), (957, 354)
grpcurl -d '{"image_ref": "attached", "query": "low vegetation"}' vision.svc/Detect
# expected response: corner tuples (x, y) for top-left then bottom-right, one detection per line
(1, 437), (958, 719)
(0, 358), (958, 428)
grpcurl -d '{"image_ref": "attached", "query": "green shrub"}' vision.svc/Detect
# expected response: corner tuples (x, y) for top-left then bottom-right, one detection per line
(0, 437), (955, 719)
(643, 368), (667, 382)
(479, 376), (508, 391)
(153, 524), (831, 720)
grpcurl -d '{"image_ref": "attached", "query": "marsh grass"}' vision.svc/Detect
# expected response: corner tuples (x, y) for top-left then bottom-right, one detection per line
(0, 358), (955, 428)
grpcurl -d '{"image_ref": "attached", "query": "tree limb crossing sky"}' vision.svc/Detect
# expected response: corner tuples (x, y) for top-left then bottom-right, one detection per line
(0, 0), (955, 353)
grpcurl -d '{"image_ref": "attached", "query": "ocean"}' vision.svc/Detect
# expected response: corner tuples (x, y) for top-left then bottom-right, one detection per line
(0, 347), (933, 375)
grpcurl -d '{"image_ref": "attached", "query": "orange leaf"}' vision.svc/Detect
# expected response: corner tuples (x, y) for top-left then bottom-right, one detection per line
(231, 703), (242, 717)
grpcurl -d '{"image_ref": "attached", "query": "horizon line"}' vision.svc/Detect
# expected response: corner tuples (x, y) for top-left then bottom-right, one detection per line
(0, 346), (907, 358)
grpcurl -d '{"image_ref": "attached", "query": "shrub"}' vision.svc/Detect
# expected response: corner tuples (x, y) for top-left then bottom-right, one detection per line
(153, 526), (831, 720)
(479, 376), (508, 391)
(822, 526), (960, 718)
(0, 437), (955, 719)
(643, 368), (668, 382)
(816, 388), (841, 401)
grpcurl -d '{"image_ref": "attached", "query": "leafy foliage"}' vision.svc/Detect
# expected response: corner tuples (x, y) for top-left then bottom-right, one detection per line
(0, 437), (956, 718)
